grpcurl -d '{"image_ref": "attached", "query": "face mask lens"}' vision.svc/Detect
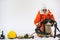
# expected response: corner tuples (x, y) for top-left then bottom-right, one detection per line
(42, 9), (47, 13)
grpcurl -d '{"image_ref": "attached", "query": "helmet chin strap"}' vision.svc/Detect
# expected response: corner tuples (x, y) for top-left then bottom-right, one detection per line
(40, 9), (48, 14)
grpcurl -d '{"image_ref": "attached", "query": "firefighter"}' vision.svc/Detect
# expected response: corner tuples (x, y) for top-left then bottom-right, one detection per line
(34, 7), (55, 37)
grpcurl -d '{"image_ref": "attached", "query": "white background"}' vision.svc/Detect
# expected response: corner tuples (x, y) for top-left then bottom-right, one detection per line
(0, 0), (60, 40)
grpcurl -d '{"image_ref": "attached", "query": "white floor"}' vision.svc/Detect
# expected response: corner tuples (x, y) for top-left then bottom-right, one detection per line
(0, 37), (60, 40)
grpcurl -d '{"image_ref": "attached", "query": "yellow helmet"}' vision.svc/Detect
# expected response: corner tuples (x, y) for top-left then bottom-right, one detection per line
(7, 30), (17, 39)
